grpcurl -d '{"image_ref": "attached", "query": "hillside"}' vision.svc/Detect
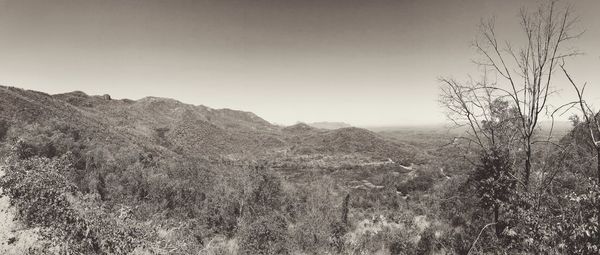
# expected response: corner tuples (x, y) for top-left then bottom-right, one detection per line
(284, 126), (422, 164)
(0, 86), (416, 163)
(1, 86), (285, 158)
(282, 122), (318, 133)
(0, 86), (153, 154)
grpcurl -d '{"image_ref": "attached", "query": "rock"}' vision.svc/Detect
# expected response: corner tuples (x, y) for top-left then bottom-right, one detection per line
(102, 94), (111, 100)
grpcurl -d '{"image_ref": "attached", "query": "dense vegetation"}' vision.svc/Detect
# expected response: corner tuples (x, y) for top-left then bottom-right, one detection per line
(0, 85), (438, 254)
(0, 115), (435, 254)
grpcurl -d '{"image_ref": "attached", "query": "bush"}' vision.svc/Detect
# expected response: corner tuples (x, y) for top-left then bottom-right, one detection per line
(237, 213), (289, 255)
(286, 177), (341, 253)
(561, 182), (600, 253)
(388, 230), (418, 255)
(0, 119), (8, 141)
(397, 172), (435, 194)
(0, 154), (143, 254)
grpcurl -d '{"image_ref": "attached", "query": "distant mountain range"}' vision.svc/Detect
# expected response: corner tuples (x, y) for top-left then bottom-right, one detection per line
(0, 86), (418, 163)
(307, 121), (352, 130)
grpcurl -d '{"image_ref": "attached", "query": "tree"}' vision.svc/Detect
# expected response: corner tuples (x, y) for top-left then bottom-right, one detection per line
(470, 147), (516, 237)
(440, 73), (521, 162)
(442, 1), (579, 190)
(560, 63), (600, 182)
(479, 1), (579, 189)
(559, 60), (600, 233)
(440, 2), (582, 251)
(440, 79), (520, 238)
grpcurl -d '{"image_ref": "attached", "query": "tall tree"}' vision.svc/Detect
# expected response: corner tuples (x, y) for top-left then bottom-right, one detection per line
(443, 1), (580, 190)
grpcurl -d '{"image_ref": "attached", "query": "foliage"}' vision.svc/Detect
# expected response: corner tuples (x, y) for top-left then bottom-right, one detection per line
(237, 213), (288, 255)
(286, 178), (342, 253)
(397, 171), (435, 194)
(561, 181), (600, 253)
(0, 119), (8, 141)
(0, 154), (143, 254)
(470, 147), (516, 234)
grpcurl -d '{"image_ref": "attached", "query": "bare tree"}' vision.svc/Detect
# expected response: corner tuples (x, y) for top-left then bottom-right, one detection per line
(440, 72), (522, 236)
(560, 63), (600, 181)
(456, 1), (580, 190)
(440, 72), (521, 156)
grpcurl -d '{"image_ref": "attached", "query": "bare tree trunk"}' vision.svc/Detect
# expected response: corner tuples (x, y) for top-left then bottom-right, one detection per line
(597, 147), (600, 183)
(341, 193), (350, 226)
(524, 139), (532, 190)
(494, 204), (500, 237)
(597, 147), (600, 228)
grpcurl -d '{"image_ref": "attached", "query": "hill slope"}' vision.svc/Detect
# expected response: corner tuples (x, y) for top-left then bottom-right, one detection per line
(1, 86), (416, 162)
(286, 127), (420, 164)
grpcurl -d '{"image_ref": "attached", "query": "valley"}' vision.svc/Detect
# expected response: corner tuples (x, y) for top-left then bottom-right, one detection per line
(0, 86), (456, 254)
(1, 0), (600, 253)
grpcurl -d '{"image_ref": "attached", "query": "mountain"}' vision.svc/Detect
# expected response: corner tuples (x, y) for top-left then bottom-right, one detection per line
(1, 86), (415, 163)
(307, 122), (352, 130)
(1, 86), (281, 158)
(282, 123), (317, 133)
(0, 87), (147, 151)
(284, 126), (421, 164)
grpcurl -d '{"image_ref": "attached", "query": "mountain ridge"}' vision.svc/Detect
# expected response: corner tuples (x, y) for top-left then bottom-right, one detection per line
(1, 85), (416, 163)
(307, 121), (352, 130)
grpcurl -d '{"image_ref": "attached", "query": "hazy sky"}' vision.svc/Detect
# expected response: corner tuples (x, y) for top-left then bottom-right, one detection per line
(0, 0), (599, 126)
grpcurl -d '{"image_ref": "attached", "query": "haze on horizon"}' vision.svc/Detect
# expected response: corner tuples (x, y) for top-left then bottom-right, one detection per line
(1, 0), (599, 127)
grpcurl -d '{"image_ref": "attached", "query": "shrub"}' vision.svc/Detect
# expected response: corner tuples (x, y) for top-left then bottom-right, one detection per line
(330, 221), (347, 252)
(416, 227), (436, 255)
(0, 119), (8, 141)
(0, 154), (143, 254)
(237, 213), (289, 255)
(560, 182), (600, 253)
(397, 173), (435, 194)
(469, 147), (516, 236)
(388, 230), (418, 255)
(286, 177), (340, 253)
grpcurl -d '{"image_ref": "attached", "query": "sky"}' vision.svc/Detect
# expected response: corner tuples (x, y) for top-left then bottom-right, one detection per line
(0, 0), (599, 126)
